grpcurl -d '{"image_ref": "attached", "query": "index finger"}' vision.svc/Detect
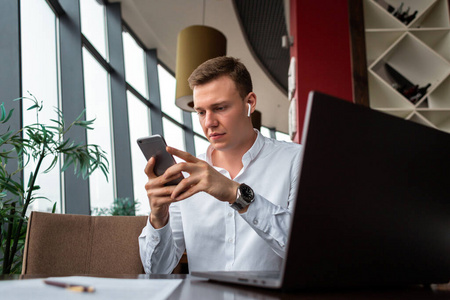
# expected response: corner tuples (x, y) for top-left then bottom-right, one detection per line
(167, 146), (199, 163)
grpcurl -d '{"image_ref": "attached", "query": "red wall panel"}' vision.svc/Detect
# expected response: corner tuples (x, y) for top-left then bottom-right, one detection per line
(290, 0), (353, 143)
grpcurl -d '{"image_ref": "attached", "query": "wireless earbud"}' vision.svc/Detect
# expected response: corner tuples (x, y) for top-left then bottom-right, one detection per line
(247, 103), (251, 117)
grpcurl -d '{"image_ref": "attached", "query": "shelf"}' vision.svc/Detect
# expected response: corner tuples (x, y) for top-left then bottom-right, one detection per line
(364, 0), (406, 29)
(409, 0), (450, 28)
(377, 109), (415, 119)
(406, 111), (437, 128)
(416, 110), (450, 132)
(410, 29), (450, 61)
(365, 30), (405, 65)
(371, 34), (450, 86)
(368, 72), (415, 109)
(364, 0), (450, 134)
(428, 75), (450, 108)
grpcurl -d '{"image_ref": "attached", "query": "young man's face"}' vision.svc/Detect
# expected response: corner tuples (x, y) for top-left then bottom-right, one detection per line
(193, 75), (255, 153)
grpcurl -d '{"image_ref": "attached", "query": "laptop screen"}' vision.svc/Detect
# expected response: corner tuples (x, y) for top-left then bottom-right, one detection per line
(282, 91), (450, 289)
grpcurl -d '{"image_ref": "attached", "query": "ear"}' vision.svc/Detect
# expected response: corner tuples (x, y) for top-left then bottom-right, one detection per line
(246, 92), (257, 115)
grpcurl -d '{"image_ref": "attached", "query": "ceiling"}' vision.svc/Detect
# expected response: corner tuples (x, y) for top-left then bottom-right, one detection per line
(109, 0), (291, 133)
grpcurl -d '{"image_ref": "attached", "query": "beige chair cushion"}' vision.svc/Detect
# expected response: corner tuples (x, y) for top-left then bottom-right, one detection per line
(22, 211), (147, 275)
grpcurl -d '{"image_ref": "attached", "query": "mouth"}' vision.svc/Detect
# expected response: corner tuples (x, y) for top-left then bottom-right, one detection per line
(209, 132), (225, 141)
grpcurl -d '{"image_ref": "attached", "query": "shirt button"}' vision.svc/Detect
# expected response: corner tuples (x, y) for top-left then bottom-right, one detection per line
(228, 212), (233, 217)
(152, 235), (159, 242)
(253, 219), (259, 225)
(228, 238), (233, 243)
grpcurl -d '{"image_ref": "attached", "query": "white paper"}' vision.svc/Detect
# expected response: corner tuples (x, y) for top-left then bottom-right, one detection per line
(0, 276), (183, 300)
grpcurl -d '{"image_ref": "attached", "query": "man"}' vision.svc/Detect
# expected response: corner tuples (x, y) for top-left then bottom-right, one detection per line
(139, 56), (302, 274)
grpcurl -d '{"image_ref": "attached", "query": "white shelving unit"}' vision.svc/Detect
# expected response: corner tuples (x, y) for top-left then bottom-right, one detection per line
(363, 0), (450, 133)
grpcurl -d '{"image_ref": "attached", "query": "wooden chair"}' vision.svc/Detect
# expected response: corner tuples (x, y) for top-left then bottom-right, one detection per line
(22, 211), (147, 275)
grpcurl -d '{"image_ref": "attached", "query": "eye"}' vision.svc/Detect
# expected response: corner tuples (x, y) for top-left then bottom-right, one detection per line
(215, 106), (225, 112)
(196, 110), (205, 116)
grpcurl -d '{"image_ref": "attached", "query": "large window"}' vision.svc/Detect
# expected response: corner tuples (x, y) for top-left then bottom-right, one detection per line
(159, 65), (183, 124)
(191, 112), (210, 155)
(127, 91), (151, 216)
(123, 31), (148, 97)
(82, 47), (115, 212)
(275, 131), (292, 142)
(158, 65), (186, 151)
(13, 0), (293, 217)
(194, 136), (210, 155)
(162, 118), (186, 152)
(21, 0), (61, 213)
(80, 0), (107, 59)
(123, 30), (151, 216)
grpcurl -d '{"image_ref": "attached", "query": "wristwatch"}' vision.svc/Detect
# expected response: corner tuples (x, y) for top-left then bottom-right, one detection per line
(230, 183), (255, 211)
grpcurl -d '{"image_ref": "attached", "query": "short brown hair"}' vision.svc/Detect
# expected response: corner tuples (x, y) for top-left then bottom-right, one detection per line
(188, 56), (253, 99)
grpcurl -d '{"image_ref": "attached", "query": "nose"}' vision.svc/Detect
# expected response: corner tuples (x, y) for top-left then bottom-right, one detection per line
(204, 111), (218, 128)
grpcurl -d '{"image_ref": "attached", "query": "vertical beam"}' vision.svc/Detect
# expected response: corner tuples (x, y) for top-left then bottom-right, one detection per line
(146, 49), (164, 136)
(0, 0), (22, 207)
(183, 111), (196, 156)
(0, 0), (22, 133)
(348, 0), (369, 107)
(59, 0), (90, 215)
(106, 3), (134, 202)
(269, 128), (276, 140)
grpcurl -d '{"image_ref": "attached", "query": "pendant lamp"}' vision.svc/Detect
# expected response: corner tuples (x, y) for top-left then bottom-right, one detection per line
(175, 25), (226, 111)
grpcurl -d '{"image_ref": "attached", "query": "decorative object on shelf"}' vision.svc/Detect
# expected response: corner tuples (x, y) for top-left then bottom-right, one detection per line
(393, 3), (418, 25)
(374, 0), (395, 13)
(0, 93), (109, 274)
(385, 63), (431, 104)
(375, 0), (418, 25)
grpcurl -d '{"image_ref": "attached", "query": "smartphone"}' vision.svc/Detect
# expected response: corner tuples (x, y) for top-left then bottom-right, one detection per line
(137, 135), (183, 186)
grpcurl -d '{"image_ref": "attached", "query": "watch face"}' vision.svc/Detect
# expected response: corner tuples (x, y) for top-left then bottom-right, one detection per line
(240, 184), (254, 203)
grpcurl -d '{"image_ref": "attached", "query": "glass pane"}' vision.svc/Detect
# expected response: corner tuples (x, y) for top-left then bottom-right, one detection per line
(80, 0), (107, 59)
(123, 31), (148, 98)
(191, 112), (205, 136)
(163, 118), (185, 161)
(260, 126), (272, 138)
(21, 0), (61, 213)
(82, 48), (115, 213)
(194, 136), (210, 156)
(127, 91), (151, 216)
(276, 131), (292, 142)
(158, 65), (183, 123)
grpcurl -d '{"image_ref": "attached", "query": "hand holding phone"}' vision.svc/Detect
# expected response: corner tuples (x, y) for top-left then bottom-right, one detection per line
(137, 135), (183, 186)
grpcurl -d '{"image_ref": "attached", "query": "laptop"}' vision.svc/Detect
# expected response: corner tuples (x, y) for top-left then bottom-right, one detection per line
(192, 91), (450, 290)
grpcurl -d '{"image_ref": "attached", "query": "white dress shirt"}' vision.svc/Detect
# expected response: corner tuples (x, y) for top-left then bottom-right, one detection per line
(139, 130), (302, 274)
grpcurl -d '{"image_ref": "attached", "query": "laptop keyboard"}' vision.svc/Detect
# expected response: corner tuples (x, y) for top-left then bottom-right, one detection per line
(217, 271), (280, 279)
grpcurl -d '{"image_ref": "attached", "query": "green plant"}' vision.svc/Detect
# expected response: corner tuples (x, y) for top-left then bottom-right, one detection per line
(92, 197), (140, 216)
(0, 93), (109, 274)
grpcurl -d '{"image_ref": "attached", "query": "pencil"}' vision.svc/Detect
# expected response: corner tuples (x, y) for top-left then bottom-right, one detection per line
(43, 279), (95, 293)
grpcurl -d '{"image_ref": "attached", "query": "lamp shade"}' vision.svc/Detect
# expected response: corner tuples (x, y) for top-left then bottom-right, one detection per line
(175, 25), (226, 111)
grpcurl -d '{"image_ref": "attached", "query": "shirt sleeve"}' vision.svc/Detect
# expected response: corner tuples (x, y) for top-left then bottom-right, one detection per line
(239, 149), (301, 259)
(138, 202), (185, 274)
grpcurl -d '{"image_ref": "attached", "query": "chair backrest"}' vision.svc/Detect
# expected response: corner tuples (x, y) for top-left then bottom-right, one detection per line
(22, 211), (147, 275)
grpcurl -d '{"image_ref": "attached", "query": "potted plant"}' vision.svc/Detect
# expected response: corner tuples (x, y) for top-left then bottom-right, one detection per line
(92, 197), (140, 216)
(0, 94), (109, 274)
